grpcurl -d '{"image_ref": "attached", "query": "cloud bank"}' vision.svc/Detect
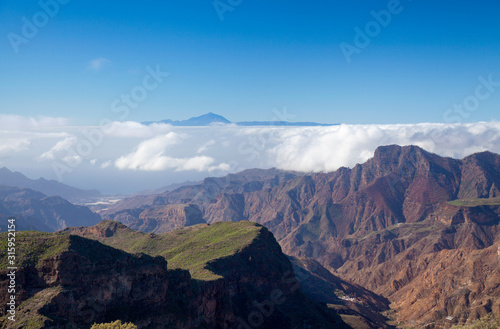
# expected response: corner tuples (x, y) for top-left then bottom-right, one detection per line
(1, 116), (499, 192)
(0, 114), (70, 130)
(266, 122), (500, 172)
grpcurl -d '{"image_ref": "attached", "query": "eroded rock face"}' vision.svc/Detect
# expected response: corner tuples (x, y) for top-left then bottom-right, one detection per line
(132, 203), (205, 233)
(102, 204), (206, 233)
(334, 221), (500, 327)
(100, 168), (300, 233)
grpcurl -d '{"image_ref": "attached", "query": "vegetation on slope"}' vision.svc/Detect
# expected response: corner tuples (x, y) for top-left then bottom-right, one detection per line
(91, 320), (138, 329)
(0, 231), (70, 268)
(65, 220), (265, 280)
(0, 287), (63, 329)
(158, 221), (263, 280)
(447, 197), (500, 207)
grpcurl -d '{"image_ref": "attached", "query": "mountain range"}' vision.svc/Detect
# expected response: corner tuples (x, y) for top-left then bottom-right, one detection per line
(100, 145), (500, 327)
(142, 112), (336, 126)
(1, 145), (500, 328)
(0, 167), (101, 203)
(0, 185), (102, 232)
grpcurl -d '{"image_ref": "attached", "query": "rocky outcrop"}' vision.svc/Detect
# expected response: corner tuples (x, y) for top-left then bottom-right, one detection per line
(134, 204), (205, 233)
(101, 169), (299, 234)
(458, 151), (500, 199)
(103, 204), (205, 234)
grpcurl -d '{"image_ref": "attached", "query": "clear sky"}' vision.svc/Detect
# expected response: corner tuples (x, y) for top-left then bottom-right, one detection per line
(1, 0), (500, 125)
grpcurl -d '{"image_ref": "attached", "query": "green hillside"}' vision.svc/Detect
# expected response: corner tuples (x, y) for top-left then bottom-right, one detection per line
(447, 197), (500, 207)
(0, 231), (70, 269)
(64, 220), (265, 280)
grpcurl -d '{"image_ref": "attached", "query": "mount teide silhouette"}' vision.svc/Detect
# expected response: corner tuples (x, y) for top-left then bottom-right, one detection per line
(143, 112), (336, 126)
(101, 145), (500, 327)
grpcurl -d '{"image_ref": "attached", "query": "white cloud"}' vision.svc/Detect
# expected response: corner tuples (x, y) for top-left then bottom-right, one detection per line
(265, 125), (397, 172)
(0, 122), (71, 165)
(0, 138), (31, 156)
(112, 122), (500, 174)
(196, 140), (215, 154)
(102, 121), (172, 138)
(179, 156), (230, 172)
(101, 160), (112, 169)
(0, 114), (69, 130)
(40, 136), (77, 160)
(266, 122), (500, 172)
(115, 133), (180, 171)
(87, 57), (112, 71)
(115, 133), (229, 172)
(62, 154), (82, 167)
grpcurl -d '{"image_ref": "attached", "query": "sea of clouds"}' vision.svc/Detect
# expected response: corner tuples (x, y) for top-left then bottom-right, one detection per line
(1, 114), (499, 194)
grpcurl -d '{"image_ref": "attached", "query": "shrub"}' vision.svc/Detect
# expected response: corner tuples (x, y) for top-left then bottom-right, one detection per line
(91, 320), (138, 329)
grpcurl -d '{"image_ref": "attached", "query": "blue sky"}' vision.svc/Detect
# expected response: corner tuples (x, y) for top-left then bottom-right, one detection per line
(1, 0), (500, 125)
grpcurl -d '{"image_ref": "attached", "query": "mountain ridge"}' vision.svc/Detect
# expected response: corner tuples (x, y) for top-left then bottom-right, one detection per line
(0, 185), (102, 232)
(0, 167), (101, 203)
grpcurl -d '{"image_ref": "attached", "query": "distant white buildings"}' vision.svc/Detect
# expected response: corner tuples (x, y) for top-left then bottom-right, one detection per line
(340, 295), (363, 304)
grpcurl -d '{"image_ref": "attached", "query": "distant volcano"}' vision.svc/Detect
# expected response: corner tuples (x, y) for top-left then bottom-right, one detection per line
(143, 112), (336, 126)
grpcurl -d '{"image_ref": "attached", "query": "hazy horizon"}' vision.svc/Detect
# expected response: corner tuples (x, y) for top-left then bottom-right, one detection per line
(1, 113), (499, 194)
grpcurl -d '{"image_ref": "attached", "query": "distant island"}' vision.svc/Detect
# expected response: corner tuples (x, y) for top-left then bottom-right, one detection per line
(142, 112), (337, 126)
